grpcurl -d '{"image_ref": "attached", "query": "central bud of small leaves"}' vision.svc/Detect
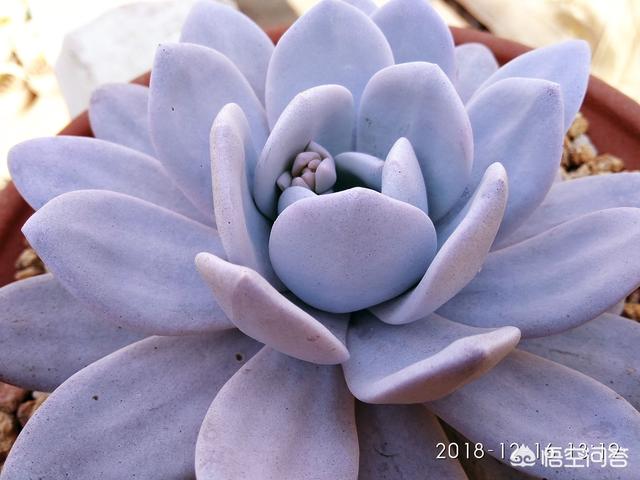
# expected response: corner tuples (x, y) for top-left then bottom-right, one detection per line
(276, 142), (337, 194)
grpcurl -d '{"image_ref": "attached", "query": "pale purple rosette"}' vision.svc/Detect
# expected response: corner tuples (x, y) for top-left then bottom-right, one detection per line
(2, 0), (640, 479)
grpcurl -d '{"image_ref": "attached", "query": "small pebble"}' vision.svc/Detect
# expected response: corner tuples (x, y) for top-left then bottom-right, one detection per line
(13, 245), (46, 280)
(14, 266), (45, 280)
(0, 383), (28, 415)
(561, 114), (627, 179)
(560, 137), (573, 169)
(628, 289), (640, 304)
(14, 248), (40, 270)
(623, 303), (640, 321)
(0, 411), (18, 463)
(16, 395), (48, 428)
(567, 112), (589, 139)
(569, 134), (598, 166)
(591, 154), (624, 174)
(559, 114), (640, 323)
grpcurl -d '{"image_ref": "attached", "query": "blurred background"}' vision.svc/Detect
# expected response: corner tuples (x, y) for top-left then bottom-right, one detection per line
(1, 0), (638, 187)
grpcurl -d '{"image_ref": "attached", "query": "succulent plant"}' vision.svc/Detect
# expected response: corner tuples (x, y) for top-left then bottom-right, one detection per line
(2, 0), (640, 478)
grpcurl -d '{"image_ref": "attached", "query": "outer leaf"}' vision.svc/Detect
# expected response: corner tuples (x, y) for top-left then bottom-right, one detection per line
(496, 172), (640, 249)
(196, 253), (349, 365)
(342, 312), (520, 403)
(428, 350), (640, 479)
(454, 43), (498, 103)
(520, 313), (640, 410)
(269, 188), (437, 313)
(254, 85), (354, 219)
(8, 136), (210, 225)
(1, 331), (261, 479)
(357, 403), (468, 479)
(0, 274), (143, 392)
(89, 83), (154, 155)
(466, 77), (564, 241)
(149, 42), (268, 215)
(439, 208), (640, 338)
(372, 163), (507, 325)
(357, 62), (473, 219)
(196, 347), (359, 480)
(180, 1), (274, 103)
(474, 40), (591, 132)
(23, 190), (232, 335)
(265, 0), (393, 125)
(372, 0), (455, 77)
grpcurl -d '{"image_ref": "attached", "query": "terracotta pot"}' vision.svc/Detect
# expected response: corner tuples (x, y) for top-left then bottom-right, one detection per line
(2, 26), (640, 287)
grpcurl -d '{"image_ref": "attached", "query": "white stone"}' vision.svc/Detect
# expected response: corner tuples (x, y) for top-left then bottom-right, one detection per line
(54, 0), (236, 116)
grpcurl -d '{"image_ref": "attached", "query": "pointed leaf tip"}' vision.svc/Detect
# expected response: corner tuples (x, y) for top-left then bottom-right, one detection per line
(196, 253), (349, 365)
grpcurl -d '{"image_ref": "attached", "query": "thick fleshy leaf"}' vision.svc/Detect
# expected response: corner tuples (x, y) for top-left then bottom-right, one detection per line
(334, 151), (384, 190)
(254, 85), (354, 219)
(341, 0), (377, 14)
(149, 42), (268, 215)
(23, 190), (232, 335)
(180, 1), (273, 103)
(436, 163), (508, 242)
(439, 208), (640, 338)
(196, 347), (359, 480)
(1, 331), (261, 479)
(496, 172), (640, 249)
(520, 313), (640, 410)
(357, 403), (468, 479)
(454, 43), (499, 103)
(372, 163), (508, 325)
(196, 253), (349, 364)
(278, 185), (317, 214)
(466, 77), (564, 240)
(211, 103), (278, 284)
(8, 136), (209, 225)
(474, 40), (591, 132)
(0, 274), (144, 392)
(372, 0), (455, 77)
(265, 0), (393, 125)
(381, 137), (429, 214)
(269, 188), (437, 313)
(428, 350), (640, 479)
(88, 83), (154, 155)
(357, 62), (473, 220)
(343, 312), (520, 403)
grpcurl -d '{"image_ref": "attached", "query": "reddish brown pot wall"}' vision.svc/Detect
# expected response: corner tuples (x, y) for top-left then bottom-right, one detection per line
(1, 27), (640, 287)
